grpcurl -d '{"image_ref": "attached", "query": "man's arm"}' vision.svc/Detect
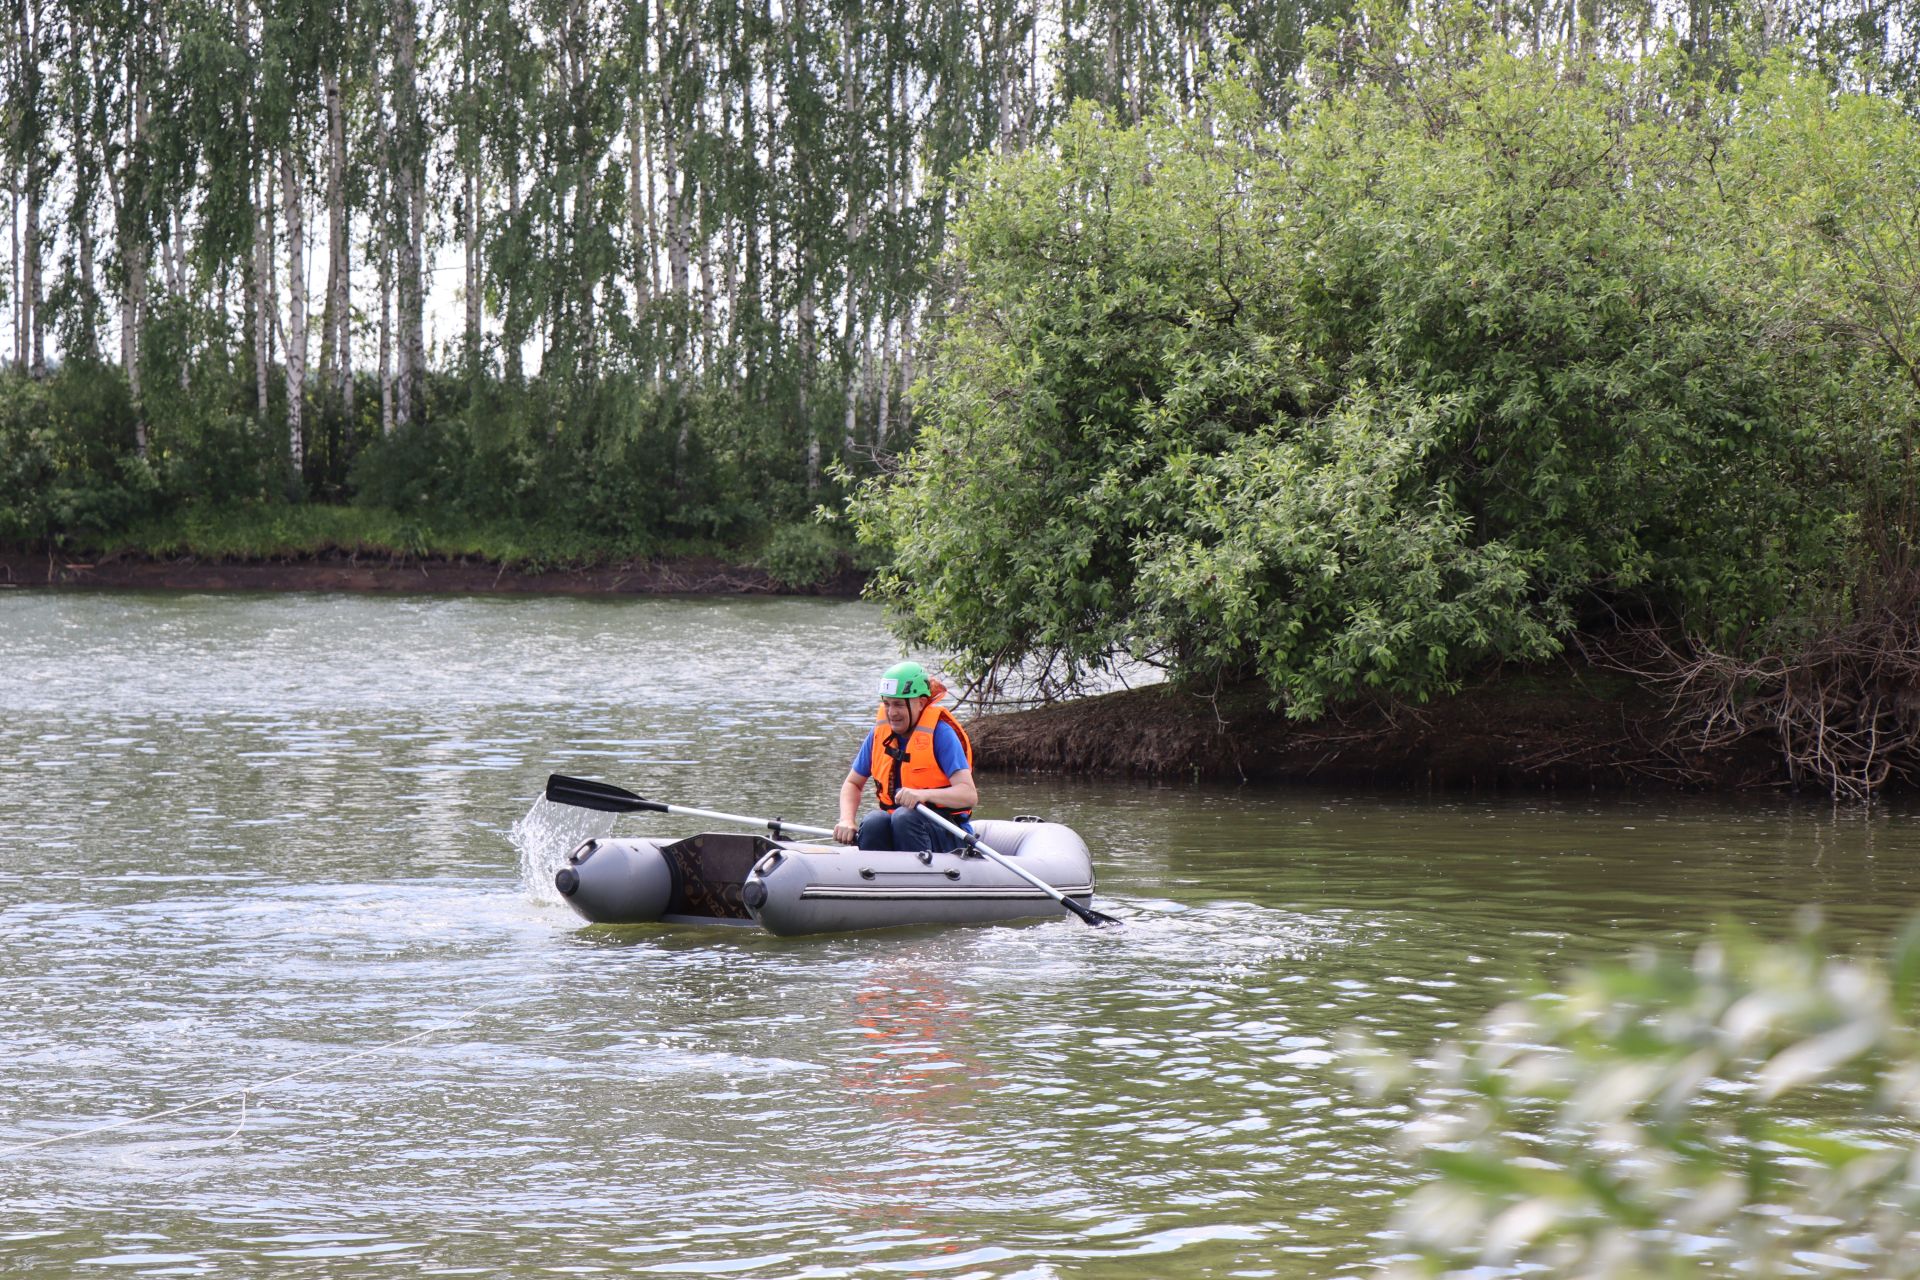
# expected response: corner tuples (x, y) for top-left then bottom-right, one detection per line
(834, 770), (868, 844)
(895, 767), (978, 815)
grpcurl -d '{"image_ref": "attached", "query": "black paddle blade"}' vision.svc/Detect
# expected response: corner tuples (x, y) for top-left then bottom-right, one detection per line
(1064, 897), (1123, 927)
(544, 774), (669, 815)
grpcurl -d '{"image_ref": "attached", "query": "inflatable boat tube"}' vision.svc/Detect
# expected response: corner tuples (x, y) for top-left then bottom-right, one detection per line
(554, 818), (1096, 936)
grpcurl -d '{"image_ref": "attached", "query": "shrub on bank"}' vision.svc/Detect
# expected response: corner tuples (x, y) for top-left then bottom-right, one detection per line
(1, 355), (852, 565)
(758, 521), (846, 590)
(101, 504), (682, 570)
(0, 363), (155, 546)
(853, 29), (1920, 728)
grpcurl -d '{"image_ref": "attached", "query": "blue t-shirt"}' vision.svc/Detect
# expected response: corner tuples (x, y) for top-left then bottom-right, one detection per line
(853, 721), (970, 782)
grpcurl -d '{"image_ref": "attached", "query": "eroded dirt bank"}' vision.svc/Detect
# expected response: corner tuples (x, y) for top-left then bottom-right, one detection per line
(965, 674), (1803, 793)
(0, 550), (863, 597)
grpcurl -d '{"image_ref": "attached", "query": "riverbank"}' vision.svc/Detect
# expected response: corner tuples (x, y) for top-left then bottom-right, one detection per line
(3, 553), (1881, 794)
(965, 672), (1805, 794)
(0, 549), (865, 596)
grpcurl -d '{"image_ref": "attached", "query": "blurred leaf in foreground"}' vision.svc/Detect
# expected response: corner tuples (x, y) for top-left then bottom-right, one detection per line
(1348, 913), (1920, 1277)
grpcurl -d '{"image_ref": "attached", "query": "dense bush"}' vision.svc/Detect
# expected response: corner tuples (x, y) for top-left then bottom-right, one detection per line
(346, 370), (829, 546)
(0, 363), (155, 545)
(758, 520), (845, 589)
(1, 348), (848, 561)
(852, 25), (1920, 715)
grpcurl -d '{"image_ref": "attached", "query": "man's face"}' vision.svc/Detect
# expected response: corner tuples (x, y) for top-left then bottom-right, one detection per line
(882, 698), (916, 733)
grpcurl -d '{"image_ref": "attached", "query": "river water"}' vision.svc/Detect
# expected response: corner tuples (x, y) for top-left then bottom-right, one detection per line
(2, 591), (1917, 1277)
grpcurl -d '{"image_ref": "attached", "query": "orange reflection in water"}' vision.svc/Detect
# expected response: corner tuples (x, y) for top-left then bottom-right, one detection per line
(844, 969), (992, 1114)
(819, 954), (1000, 1238)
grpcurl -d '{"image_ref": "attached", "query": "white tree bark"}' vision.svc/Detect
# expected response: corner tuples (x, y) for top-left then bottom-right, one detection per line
(254, 167), (273, 422)
(19, 0), (44, 378)
(376, 91), (394, 435)
(392, 0), (423, 426)
(637, 95), (660, 314)
(323, 68), (353, 424)
(464, 159), (480, 367)
(281, 145), (308, 478)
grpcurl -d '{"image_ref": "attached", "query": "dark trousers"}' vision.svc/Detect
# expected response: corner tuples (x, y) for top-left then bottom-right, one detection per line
(857, 807), (969, 852)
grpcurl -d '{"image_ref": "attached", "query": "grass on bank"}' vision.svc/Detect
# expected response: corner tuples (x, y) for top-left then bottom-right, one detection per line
(100, 505), (667, 569)
(72, 504), (853, 587)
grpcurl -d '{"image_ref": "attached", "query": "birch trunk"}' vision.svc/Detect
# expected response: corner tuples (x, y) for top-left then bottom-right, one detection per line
(876, 313), (891, 451)
(644, 105), (661, 383)
(722, 218), (738, 353)
(698, 234), (715, 371)
(660, 0), (689, 378)
(321, 70), (348, 412)
(127, 223), (148, 450)
(333, 68), (354, 422)
(254, 167), (273, 419)
(740, 68), (758, 348)
(71, 37), (98, 366)
(410, 150), (426, 393)
(840, 6), (860, 457)
(377, 93), (395, 434)
(380, 248), (394, 436)
(464, 159), (480, 369)
(9, 178), (18, 372)
(762, 0), (778, 369)
(637, 99), (660, 314)
(169, 208), (185, 299)
(18, 0), (44, 377)
(505, 164), (523, 384)
(800, 282), (816, 490)
(899, 305), (914, 413)
(26, 189), (40, 372)
(115, 20), (152, 448)
(842, 291), (857, 459)
(393, 0), (423, 427)
(281, 145), (308, 479)
(114, 200), (132, 382)
(568, 0), (593, 364)
(880, 53), (905, 452)
(459, 22), (480, 371)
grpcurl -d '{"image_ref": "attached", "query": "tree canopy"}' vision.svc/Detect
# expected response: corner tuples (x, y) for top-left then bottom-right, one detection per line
(4, 0), (1916, 569)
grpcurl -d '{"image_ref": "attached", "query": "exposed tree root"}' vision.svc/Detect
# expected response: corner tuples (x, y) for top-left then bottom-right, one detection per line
(1580, 587), (1920, 801)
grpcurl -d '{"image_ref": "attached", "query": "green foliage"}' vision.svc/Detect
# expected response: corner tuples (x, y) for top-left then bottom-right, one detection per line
(104, 502), (666, 571)
(0, 364), (154, 546)
(346, 369), (821, 547)
(0, 322), (862, 570)
(758, 520), (845, 590)
(854, 28), (1920, 713)
(1348, 914), (1920, 1276)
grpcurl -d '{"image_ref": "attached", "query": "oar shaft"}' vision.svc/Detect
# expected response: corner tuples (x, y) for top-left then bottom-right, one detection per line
(661, 803), (834, 840)
(912, 805), (1074, 906)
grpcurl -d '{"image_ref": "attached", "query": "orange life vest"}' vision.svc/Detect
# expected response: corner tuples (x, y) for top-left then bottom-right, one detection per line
(872, 683), (974, 820)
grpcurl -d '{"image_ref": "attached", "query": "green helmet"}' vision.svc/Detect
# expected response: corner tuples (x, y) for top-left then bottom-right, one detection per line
(879, 661), (932, 700)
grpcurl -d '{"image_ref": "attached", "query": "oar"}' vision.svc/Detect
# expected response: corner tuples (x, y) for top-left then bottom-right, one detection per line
(545, 774), (832, 840)
(545, 773), (1120, 927)
(908, 802), (1122, 928)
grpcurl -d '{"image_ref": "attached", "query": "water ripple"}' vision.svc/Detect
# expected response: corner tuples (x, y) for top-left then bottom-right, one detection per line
(4, 594), (1920, 1276)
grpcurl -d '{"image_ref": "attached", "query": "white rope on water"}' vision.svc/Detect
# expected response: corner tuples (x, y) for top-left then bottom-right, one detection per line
(0, 993), (523, 1158)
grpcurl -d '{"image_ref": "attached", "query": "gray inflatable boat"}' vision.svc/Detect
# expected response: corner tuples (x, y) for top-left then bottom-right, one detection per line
(555, 818), (1095, 935)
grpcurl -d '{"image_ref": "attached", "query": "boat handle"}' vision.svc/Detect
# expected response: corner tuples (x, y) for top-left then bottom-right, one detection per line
(858, 867), (962, 880)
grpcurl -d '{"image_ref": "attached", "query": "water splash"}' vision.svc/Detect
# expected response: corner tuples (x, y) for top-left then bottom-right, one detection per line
(509, 796), (616, 906)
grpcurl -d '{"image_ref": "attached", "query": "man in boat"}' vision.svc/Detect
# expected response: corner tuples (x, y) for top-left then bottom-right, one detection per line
(833, 661), (979, 852)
